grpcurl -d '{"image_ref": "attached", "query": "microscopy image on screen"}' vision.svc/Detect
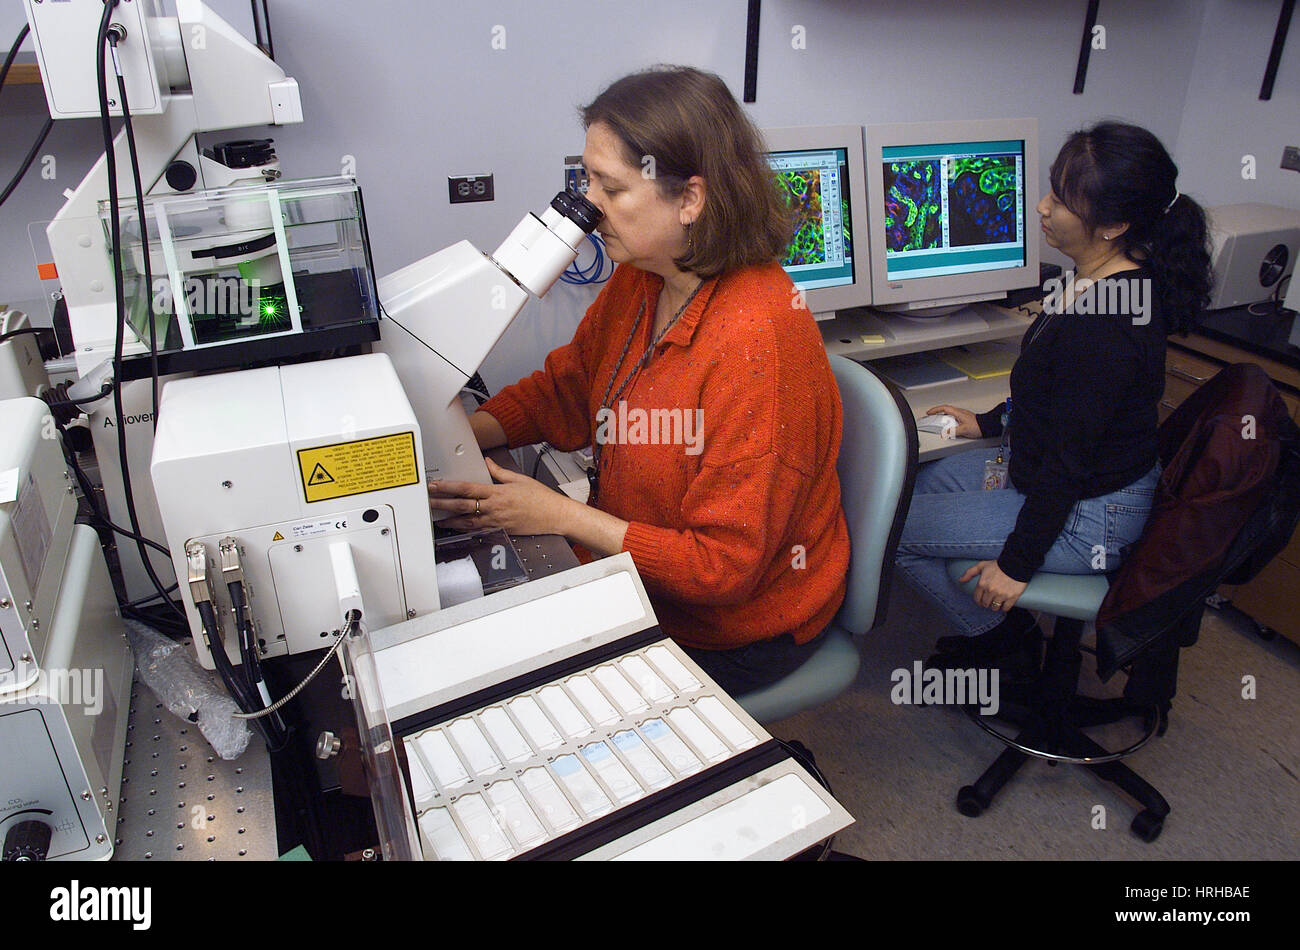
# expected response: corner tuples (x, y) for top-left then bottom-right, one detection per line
(884, 160), (943, 252)
(946, 156), (1018, 247)
(777, 168), (829, 266)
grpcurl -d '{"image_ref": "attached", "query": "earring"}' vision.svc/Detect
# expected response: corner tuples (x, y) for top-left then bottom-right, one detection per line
(686, 221), (694, 252)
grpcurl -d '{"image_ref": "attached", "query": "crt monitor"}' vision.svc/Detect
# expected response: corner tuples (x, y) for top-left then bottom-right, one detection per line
(864, 118), (1040, 312)
(762, 125), (873, 320)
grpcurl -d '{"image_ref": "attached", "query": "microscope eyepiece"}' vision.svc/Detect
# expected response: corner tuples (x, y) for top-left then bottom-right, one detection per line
(550, 189), (603, 235)
(493, 191), (604, 296)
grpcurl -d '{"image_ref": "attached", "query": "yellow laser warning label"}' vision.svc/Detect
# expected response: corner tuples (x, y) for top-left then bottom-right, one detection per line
(297, 432), (419, 503)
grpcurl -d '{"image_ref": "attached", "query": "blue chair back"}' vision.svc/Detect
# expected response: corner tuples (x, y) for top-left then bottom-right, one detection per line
(827, 355), (918, 636)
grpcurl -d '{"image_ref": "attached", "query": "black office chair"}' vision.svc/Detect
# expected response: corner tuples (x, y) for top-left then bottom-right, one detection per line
(946, 364), (1300, 842)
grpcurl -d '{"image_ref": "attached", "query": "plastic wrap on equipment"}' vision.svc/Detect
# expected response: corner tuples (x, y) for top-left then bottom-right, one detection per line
(124, 618), (252, 760)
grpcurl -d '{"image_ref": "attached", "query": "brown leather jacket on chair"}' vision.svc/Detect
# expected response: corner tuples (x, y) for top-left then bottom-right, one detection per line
(1095, 363), (1300, 679)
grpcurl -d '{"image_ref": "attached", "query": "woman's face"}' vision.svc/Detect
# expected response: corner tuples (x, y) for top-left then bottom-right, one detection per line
(1036, 188), (1093, 258)
(582, 121), (690, 275)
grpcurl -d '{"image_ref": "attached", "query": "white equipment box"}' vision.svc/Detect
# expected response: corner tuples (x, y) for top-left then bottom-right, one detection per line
(1207, 203), (1300, 310)
(346, 553), (854, 861)
(22, 0), (173, 120)
(0, 398), (133, 861)
(150, 353), (440, 669)
(0, 310), (52, 401)
(0, 398), (78, 693)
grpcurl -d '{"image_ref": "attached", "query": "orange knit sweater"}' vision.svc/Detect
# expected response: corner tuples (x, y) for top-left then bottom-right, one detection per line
(480, 261), (849, 651)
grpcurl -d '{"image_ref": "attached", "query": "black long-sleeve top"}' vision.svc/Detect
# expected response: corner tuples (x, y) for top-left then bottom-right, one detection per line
(976, 267), (1167, 581)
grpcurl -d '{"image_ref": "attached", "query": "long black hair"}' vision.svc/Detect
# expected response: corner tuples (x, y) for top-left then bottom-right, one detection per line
(1050, 121), (1212, 334)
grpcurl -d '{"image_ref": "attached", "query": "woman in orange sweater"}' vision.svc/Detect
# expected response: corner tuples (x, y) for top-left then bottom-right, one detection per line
(428, 66), (849, 695)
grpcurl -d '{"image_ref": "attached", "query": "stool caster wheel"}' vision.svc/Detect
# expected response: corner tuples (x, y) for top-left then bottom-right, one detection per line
(956, 785), (989, 817)
(1131, 809), (1164, 842)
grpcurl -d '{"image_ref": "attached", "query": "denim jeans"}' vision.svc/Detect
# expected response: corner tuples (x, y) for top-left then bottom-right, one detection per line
(681, 631), (826, 696)
(895, 446), (1159, 636)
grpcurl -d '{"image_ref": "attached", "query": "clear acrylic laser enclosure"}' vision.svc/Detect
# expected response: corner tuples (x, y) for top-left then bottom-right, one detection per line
(99, 176), (380, 375)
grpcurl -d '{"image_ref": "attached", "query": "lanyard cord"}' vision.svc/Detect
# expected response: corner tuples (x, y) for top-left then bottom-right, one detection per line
(589, 280), (703, 499)
(996, 397), (1011, 463)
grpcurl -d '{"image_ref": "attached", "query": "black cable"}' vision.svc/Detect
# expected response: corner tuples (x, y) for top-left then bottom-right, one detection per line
(1, 25), (53, 209)
(115, 64), (160, 430)
(68, 453), (170, 556)
(63, 434), (187, 635)
(1275, 273), (1292, 313)
(228, 579), (287, 743)
(228, 581), (265, 697)
(56, 407), (186, 624)
(0, 116), (54, 209)
(0, 327), (46, 345)
(97, 11), (184, 622)
(0, 23), (29, 96)
(45, 394), (174, 561)
(42, 380), (116, 419)
(122, 582), (179, 609)
(235, 610), (360, 721)
(197, 599), (279, 750)
(197, 601), (254, 710)
(121, 603), (189, 636)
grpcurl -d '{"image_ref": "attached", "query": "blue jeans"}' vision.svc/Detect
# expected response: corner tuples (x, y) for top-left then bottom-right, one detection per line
(895, 447), (1159, 636)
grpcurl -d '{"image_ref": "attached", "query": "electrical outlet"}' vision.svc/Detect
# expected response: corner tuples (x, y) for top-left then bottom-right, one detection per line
(1282, 146), (1300, 172)
(448, 174), (494, 204)
(563, 156), (588, 194)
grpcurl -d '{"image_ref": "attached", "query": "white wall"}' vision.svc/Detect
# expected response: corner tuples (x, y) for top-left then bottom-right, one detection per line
(1175, 0), (1300, 212)
(3, 0), (1259, 394)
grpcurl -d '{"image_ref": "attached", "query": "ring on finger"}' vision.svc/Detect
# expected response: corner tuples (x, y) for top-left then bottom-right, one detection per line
(475, 498), (481, 516)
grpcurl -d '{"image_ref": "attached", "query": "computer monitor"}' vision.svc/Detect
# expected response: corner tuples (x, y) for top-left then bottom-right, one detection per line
(864, 118), (1040, 312)
(762, 125), (873, 320)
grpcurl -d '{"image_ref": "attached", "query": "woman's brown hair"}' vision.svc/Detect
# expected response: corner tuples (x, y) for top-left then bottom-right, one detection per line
(581, 66), (792, 278)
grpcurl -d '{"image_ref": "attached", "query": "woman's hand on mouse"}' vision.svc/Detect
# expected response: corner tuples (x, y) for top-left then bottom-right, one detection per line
(926, 405), (982, 440)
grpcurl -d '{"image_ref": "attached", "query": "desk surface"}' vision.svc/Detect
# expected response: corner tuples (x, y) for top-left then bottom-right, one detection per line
(821, 301), (1034, 362)
(901, 374), (1008, 462)
(824, 302), (1029, 462)
(1192, 305), (1300, 373)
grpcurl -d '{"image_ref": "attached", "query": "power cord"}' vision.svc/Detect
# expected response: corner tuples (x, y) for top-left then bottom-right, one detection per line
(0, 327), (50, 345)
(1249, 273), (1292, 316)
(96, 5), (185, 622)
(113, 49), (161, 430)
(1, 24), (55, 210)
(0, 23), (28, 90)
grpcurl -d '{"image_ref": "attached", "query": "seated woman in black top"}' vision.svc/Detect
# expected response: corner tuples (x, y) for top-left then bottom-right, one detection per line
(895, 121), (1213, 667)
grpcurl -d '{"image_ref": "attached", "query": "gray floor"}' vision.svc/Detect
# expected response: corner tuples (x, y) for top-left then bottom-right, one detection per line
(770, 574), (1300, 860)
